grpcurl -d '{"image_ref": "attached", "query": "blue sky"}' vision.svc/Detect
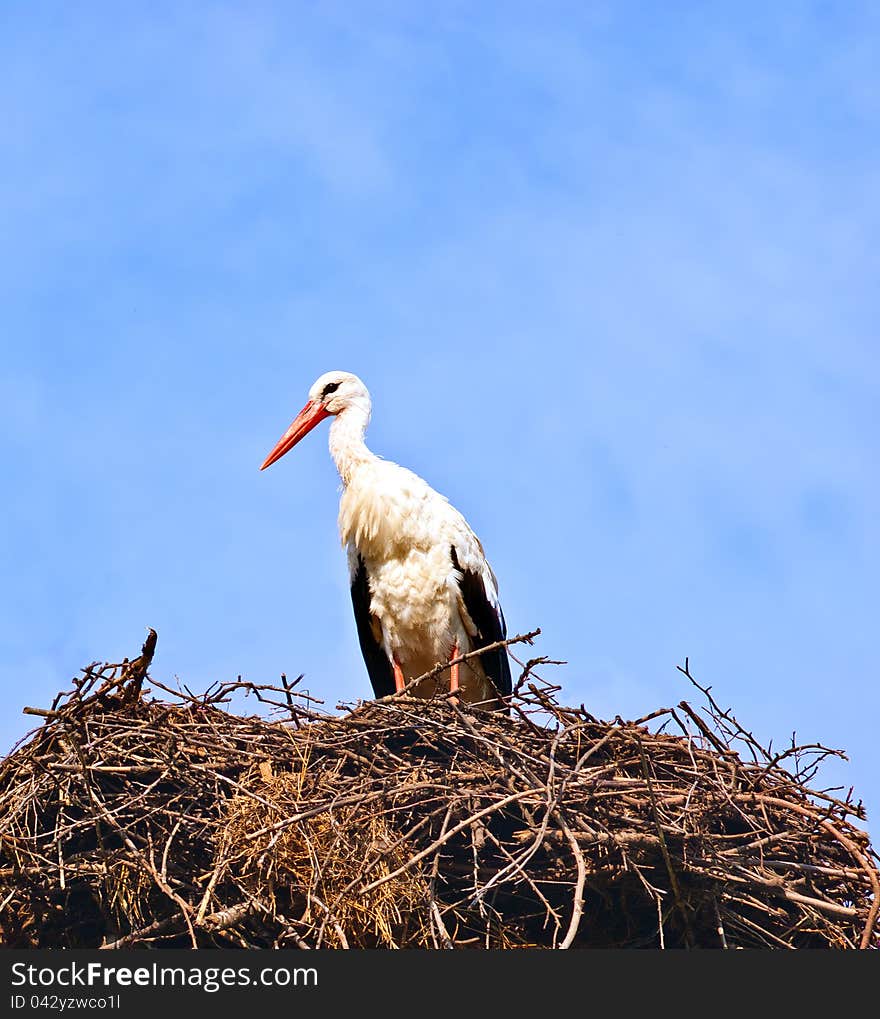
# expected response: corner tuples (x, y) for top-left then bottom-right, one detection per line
(1, 4), (878, 840)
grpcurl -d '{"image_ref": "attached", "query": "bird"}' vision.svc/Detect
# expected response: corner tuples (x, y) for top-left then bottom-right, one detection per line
(260, 370), (512, 710)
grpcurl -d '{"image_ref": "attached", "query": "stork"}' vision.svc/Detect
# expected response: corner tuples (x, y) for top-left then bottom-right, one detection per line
(260, 371), (512, 710)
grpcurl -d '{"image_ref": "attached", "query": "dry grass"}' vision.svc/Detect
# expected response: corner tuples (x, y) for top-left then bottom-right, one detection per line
(0, 629), (877, 949)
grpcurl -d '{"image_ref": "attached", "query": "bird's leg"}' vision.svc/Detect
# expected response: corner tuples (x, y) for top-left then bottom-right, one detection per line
(449, 642), (460, 701)
(393, 658), (406, 694)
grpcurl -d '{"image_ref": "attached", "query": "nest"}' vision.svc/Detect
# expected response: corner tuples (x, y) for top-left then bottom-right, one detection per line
(0, 630), (877, 949)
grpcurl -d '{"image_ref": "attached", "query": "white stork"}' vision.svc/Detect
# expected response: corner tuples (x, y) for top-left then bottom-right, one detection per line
(260, 370), (512, 710)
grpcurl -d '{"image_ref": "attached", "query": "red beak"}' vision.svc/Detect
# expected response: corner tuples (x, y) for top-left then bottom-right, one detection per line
(260, 401), (330, 470)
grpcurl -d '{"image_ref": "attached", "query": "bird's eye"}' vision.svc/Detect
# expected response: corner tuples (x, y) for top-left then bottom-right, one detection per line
(322, 381), (341, 399)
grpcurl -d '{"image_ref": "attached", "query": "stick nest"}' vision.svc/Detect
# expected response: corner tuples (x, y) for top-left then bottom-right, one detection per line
(1, 630), (877, 949)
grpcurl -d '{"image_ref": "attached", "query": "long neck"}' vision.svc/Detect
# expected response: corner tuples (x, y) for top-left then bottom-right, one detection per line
(328, 399), (376, 485)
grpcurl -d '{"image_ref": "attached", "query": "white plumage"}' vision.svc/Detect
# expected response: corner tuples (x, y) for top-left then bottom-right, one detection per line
(261, 370), (511, 708)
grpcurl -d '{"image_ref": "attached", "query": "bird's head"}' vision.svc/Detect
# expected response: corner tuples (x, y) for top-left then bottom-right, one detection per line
(307, 370), (370, 416)
(260, 370), (370, 470)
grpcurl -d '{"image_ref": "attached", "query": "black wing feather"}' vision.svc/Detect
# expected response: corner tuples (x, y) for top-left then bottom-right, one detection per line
(350, 555), (396, 698)
(452, 545), (513, 699)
